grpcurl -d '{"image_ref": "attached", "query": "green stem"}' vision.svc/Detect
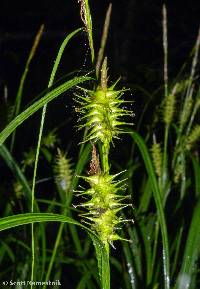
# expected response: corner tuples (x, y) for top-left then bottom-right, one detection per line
(10, 25), (44, 152)
(31, 104), (47, 289)
(162, 125), (169, 194)
(44, 222), (64, 287)
(102, 143), (110, 174)
(104, 242), (110, 289)
(149, 221), (159, 285)
(30, 28), (82, 288)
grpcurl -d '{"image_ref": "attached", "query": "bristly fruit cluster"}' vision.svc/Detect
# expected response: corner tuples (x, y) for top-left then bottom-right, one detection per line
(77, 172), (130, 246)
(76, 58), (133, 151)
(75, 58), (133, 247)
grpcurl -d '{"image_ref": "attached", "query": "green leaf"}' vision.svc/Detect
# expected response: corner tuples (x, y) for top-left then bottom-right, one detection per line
(176, 200), (200, 289)
(0, 75), (91, 145)
(89, 233), (110, 289)
(0, 212), (108, 288)
(0, 241), (15, 262)
(0, 144), (32, 201)
(0, 213), (80, 232)
(192, 156), (200, 198)
(84, 0), (95, 62)
(130, 131), (170, 289)
(76, 272), (91, 289)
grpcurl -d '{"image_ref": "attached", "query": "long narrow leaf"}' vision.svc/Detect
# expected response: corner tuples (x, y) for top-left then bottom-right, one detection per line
(130, 131), (170, 289)
(89, 233), (110, 289)
(0, 213), (80, 231)
(0, 144), (32, 201)
(176, 200), (200, 289)
(0, 76), (91, 145)
(192, 156), (200, 198)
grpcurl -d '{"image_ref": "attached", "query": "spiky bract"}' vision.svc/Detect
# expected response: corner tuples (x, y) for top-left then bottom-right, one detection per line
(78, 173), (127, 245)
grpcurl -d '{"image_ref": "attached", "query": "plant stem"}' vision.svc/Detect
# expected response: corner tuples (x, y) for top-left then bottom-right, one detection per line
(162, 4), (168, 99)
(96, 3), (112, 79)
(102, 144), (110, 173)
(31, 104), (47, 289)
(30, 29), (83, 288)
(162, 125), (169, 194)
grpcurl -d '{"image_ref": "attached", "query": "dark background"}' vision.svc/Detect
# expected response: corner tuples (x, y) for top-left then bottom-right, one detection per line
(0, 0), (200, 152)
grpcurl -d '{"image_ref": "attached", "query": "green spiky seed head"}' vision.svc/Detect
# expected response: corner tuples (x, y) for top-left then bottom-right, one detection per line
(151, 142), (162, 177)
(54, 149), (73, 192)
(163, 89), (176, 126)
(179, 97), (193, 130)
(186, 125), (200, 150)
(42, 131), (58, 148)
(78, 173), (128, 246)
(77, 84), (133, 147)
(13, 181), (24, 199)
(21, 148), (36, 171)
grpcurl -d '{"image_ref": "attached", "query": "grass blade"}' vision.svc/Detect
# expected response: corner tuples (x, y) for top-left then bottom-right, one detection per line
(176, 200), (200, 289)
(130, 131), (170, 289)
(0, 212), (89, 233)
(96, 3), (112, 78)
(192, 156), (200, 198)
(89, 233), (110, 289)
(43, 143), (91, 286)
(0, 76), (91, 146)
(31, 27), (86, 287)
(10, 24), (44, 151)
(0, 144), (32, 202)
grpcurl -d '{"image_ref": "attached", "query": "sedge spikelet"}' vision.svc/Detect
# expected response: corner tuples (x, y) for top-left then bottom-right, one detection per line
(151, 142), (162, 177)
(76, 59), (132, 247)
(78, 172), (129, 246)
(186, 125), (200, 150)
(76, 58), (133, 150)
(77, 86), (132, 146)
(163, 84), (178, 126)
(196, 97), (200, 109)
(21, 148), (36, 171)
(42, 131), (58, 148)
(13, 181), (24, 199)
(54, 149), (73, 192)
(173, 154), (184, 183)
(179, 87), (194, 131)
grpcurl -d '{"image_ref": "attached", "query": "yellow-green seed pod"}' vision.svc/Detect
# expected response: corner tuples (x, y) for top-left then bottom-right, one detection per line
(174, 163), (183, 183)
(42, 131), (57, 148)
(186, 125), (200, 150)
(21, 148), (35, 171)
(179, 97), (193, 130)
(76, 59), (133, 148)
(77, 84), (133, 147)
(54, 149), (73, 192)
(151, 142), (162, 177)
(163, 89), (176, 126)
(78, 173), (129, 245)
(173, 153), (184, 183)
(13, 181), (24, 199)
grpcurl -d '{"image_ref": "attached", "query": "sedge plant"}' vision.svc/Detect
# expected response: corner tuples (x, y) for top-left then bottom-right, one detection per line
(0, 2), (200, 289)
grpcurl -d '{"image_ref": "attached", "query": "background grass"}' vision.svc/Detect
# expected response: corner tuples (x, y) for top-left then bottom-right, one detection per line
(0, 1), (200, 289)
